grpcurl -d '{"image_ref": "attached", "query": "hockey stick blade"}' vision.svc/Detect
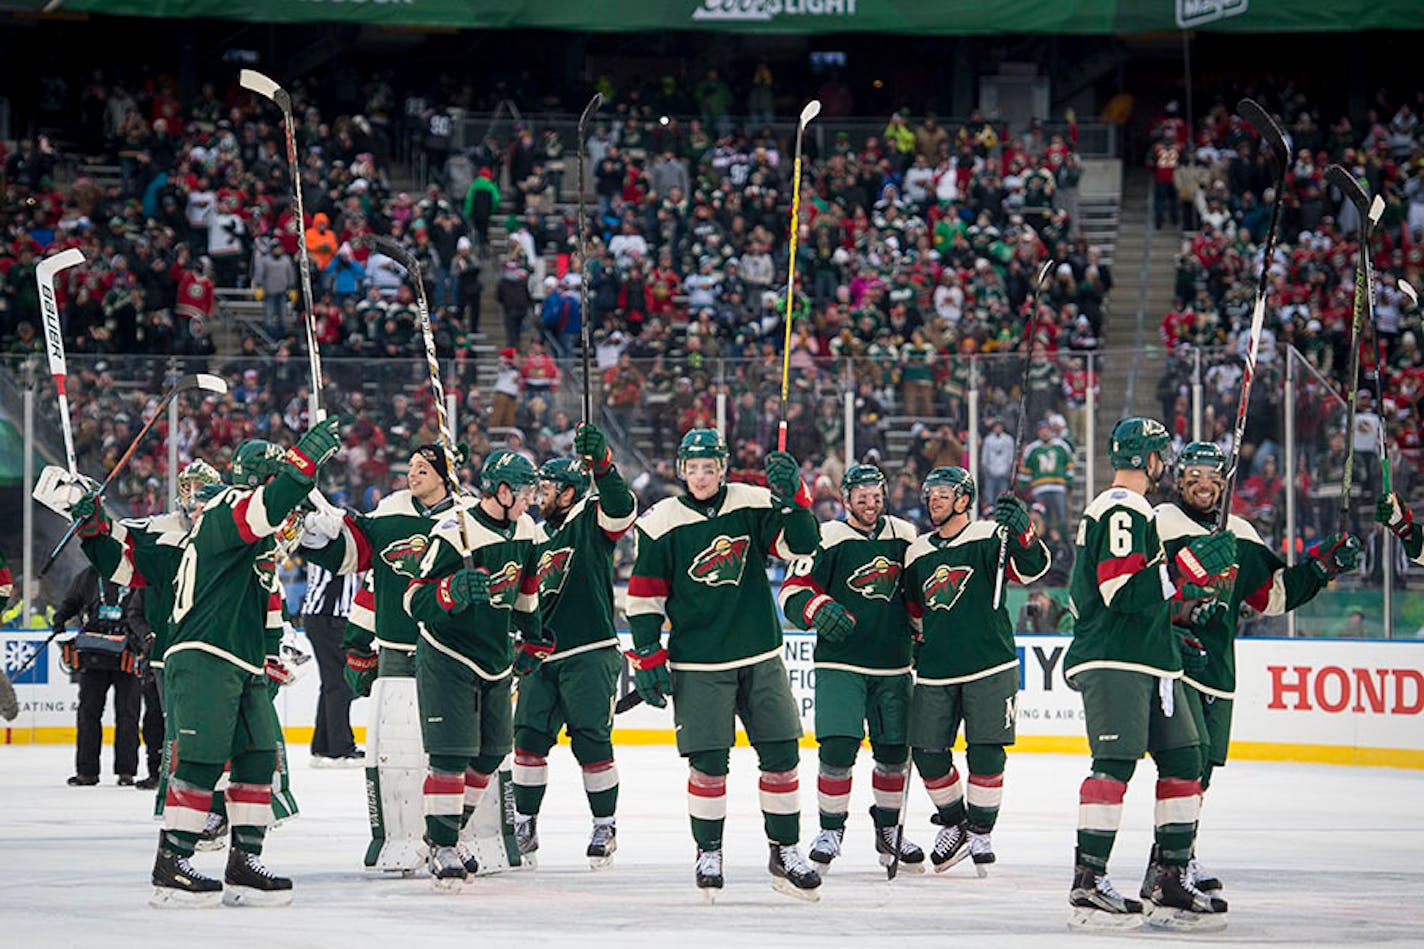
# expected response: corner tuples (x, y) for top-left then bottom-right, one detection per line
(1236, 98), (1291, 165)
(239, 69), (286, 108)
(614, 690), (643, 714)
(1402, 280), (1418, 307)
(578, 93), (603, 129)
(35, 246), (86, 281)
(180, 372), (228, 395)
(359, 234), (419, 273)
(798, 99), (822, 130)
(1369, 194), (1385, 226)
(1323, 163), (1370, 214)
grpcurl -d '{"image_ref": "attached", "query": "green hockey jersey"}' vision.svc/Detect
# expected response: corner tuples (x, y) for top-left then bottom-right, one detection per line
(167, 476), (308, 674)
(628, 482), (818, 669)
(1019, 437), (1074, 491)
(533, 481), (637, 661)
(779, 515), (917, 674)
(903, 519), (1049, 683)
(81, 510), (189, 668)
(304, 489), (462, 653)
(404, 505), (541, 680)
(1155, 502), (1326, 698)
(1064, 487), (1178, 680)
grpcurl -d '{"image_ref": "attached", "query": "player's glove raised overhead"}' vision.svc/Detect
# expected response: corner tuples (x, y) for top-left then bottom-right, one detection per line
(72, 487), (111, 539)
(1376, 492), (1415, 537)
(993, 493), (1036, 547)
(1174, 530), (1237, 584)
(1308, 533), (1360, 580)
(625, 643), (672, 708)
(807, 597), (856, 643)
(438, 567), (490, 614)
(284, 416), (343, 485)
(344, 646), (378, 697)
(574, 422), (613, 475)
(763, 450), (803, 503)
(514, 636), (556, 677)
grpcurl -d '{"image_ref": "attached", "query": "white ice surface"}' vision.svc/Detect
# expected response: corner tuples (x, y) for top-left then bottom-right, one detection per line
(1, 745), (1421, 948)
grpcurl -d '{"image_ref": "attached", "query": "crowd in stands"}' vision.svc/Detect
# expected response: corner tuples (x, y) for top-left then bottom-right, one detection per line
(1148, 89), (1424, 561)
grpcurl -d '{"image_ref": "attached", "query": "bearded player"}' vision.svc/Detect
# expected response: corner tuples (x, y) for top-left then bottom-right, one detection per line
(1153, 442), (1358, 898)
(779, 463), (923, 874)
(902, 467), (1049, 875)
(513, 423), (636, 869)
(626, 429), (822, 901)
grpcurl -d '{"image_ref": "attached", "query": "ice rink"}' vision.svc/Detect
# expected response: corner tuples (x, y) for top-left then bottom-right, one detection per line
(1, 743), (1420, 947)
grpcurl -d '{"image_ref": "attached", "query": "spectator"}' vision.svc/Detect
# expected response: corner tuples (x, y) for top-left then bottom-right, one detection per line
(251, 239), (298, 339)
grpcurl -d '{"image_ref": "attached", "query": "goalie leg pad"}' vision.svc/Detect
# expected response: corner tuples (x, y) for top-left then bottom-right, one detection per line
(365, 674), (427, 872)
(461, 758), (532, 875)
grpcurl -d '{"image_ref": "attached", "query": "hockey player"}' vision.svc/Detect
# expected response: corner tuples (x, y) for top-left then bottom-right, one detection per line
(1065, 417), (1232, 932)
(513, 423), (637, 869)
(299, 443), (465, 873)
(1377, 491), (1424, 565)
(902, 468), (1049, 875)
(403, 449), (551, 889)
(148, 419), (343, 907)
(626, 429), (822, 902)
(1154, 441), (1358, 898)
(779, 463), (924, 874)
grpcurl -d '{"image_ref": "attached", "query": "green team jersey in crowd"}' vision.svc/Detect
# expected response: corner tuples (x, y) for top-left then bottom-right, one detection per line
(533, 477), (637, 661)
(81, 510), (190, 668)
(404, 505), (542, 680)
(903, 519), (1050, 683)
(1018, 437), (1074, 491)
(627, 482), (818, 668)
(304, 489), (462, 652)
(167, 477), (307, 675)
(1155, 502), (1327, 698)
(1064, 487), (1178, 679)
(779, 515), (918, 674)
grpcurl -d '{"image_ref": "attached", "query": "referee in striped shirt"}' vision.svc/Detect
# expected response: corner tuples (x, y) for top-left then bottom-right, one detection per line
(302, 563), (365, 765)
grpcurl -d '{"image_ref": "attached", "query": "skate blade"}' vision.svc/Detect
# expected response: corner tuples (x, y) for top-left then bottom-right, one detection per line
(149, 887), (222, 909)
(194, 837), (228, 853)
(700, 887), (720, 905)
(1068, 906), (1145, 932)
(588, 853), (615, 871)
(222, 885), (293, 907)
(973, 857), (994, 878)
(430, 875), (467, 893)
(932, 850), (972, 874)
(770, 876), (821, 903)
(1147, 905), (1228, 933)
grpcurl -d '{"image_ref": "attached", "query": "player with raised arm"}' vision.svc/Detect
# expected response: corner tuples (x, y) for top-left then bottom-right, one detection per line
(1377, 491), (1424, 566)
(513, 423), (637, 869)
(1153, 441), (1358, 899)
(1065, 418), (1229, 933)
(902, 467), (1049, 875)
(779, 463), (923, 874)
(625, 429), (821, 902)
(402, 449), (549, 889)
(148, 419), (343, 908)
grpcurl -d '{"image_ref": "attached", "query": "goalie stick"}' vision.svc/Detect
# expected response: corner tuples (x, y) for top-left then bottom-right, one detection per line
(576, 94), (602, 428)
(35, 247), (86, 477)
(40, 373), (228, 575)
(1217, 99), (1292, 533)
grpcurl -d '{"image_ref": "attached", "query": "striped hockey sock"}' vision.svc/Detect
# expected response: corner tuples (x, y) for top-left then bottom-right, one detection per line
(423, 770), (465, 847)
(687, 769), (727, 851)
(1154, 778), (1202, 867)
(512, 749), (548, 816)
(966, 772), (1004, 833)
(922, 766), (966, 826)
(161, 777), (213, 856)
(581, 759), (619, 819)
(817, 764), (852, 830)
(460, 768), (492, 827)
(760, 769), (800, 845)
(871, 763), (906, 827)
(1076, 775), (1127, 872)
(226, 782), (272, 854)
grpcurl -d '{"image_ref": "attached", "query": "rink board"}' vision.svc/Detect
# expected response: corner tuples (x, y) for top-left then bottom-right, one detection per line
(4, 631), (1421, 768)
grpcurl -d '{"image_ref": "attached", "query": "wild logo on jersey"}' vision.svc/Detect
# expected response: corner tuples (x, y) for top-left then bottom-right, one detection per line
(846, 556), (901, 601)
(487, 561), (523, 609)
(923, 564), (974, 612)
(536, 546), (573, 598)
(253, 549), (282, 594)
(688, 534), (750, 588)
(381, 534), (429, 579)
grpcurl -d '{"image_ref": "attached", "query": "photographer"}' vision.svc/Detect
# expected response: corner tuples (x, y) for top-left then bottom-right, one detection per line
(1016, 589), (1069, 634)
(53, 566), (144, 787)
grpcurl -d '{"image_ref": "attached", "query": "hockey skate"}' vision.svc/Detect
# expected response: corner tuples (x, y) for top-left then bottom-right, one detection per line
(428, 845), (469, 892)
(150, 843), (223, 908)
(872, 809), (925, 874)
(587, 819), (616, 870)
(807, 827), (844, 874)
(1068, 861), (1145, 932)
(455, 841), (480, 876)
(929, 814), (971, 872)
(195, 812), (229, 853)
(695, 849), (724, 903)
(768, 843), (822, 902)
(1145, 863), (1228, 932)
(1188, 854), (1223, 892)
(967, 830), (995, 877)
(222, 848), (293, 907)
(514, 815), (539, 869)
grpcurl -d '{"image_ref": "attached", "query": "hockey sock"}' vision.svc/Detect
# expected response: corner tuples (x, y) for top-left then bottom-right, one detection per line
(965, 744), (1007, 833)
(687, 750), (729, 851)
(162, 762), (225, 856)
(572, 736), (618, 819)
(913, 749), (965, 826)
(1152, 745), (1201, 867)
(460, 768), (493, 828)
(817, 737), (859, 830)
(755, 740), (800, 845)
(229, 753), (275, 854)
(868, 744), (909, 827)
(1076, 758), (1135, 872)
(424, 755), (466, 847)
(512, 749), (549, 816)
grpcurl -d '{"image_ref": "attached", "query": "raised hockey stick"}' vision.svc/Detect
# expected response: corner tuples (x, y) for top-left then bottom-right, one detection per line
(576, 93), (603, 428)
(776, 99), (821, 452)
(40, 372), (228, 575)
(1216, 99), (1291, 533)
(35, 247), (86, 477)
(1323, 165), (1385, 536)
(992, 258), (1055, 611)
(241, 69), (325, 424)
